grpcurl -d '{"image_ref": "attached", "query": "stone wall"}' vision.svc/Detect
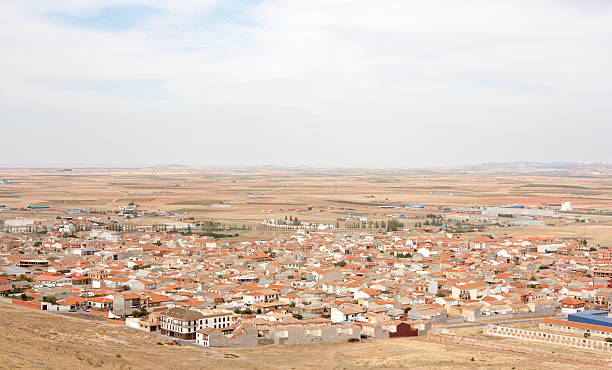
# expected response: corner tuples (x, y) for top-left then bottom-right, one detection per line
(484, 324), (612, 352)
(539, 321), (612, 339)
(209, 327), (259, 347)
(273, 325), (360, 345)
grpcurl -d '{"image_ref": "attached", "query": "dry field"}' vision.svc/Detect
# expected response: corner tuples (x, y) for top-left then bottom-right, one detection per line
(0, 301), (590, 369)
(0, 166), (611, 243)
(453, 323), (611, 362)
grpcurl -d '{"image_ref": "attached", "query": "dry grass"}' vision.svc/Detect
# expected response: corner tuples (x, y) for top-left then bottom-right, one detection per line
(453, 324), (611, 361)
(0, 301), (590, 369)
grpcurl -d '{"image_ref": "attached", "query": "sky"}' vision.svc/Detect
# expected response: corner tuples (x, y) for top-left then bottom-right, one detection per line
(0, 0), (611, 168)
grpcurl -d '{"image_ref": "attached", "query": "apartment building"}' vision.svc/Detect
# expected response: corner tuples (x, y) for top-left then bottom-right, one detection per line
(159, 307), (204, 340)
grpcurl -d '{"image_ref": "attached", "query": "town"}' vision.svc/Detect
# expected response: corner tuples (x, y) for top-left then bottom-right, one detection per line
(1, 165), (612, 368)
(3, 0), (611, 367)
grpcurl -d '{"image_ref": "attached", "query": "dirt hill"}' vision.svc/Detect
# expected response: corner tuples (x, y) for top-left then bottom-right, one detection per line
(0, 301), (584, 369)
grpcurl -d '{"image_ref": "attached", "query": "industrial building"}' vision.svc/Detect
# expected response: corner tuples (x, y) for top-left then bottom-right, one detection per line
(568, 310), (612, 328)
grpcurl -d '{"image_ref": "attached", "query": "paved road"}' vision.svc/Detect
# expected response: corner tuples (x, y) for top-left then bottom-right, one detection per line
(443, 317), (551, 329)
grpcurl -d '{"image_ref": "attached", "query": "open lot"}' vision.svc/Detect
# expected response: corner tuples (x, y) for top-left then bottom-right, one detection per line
(453, 322), (611, 361)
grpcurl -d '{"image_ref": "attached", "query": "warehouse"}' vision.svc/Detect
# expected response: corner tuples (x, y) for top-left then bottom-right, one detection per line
(568, 310), (612, 327)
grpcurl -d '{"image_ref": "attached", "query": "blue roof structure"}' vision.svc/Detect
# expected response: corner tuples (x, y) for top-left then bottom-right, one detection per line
(568, 310), (612, 328)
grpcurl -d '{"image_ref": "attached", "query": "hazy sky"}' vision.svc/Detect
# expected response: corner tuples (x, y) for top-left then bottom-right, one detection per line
(1, 1), (611, 167)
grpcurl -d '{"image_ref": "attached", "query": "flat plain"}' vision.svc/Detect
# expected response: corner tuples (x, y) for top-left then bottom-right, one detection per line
(1, 166), (611, 244)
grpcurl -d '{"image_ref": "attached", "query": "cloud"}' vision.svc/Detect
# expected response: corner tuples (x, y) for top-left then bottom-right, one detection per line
(43, 5), (164, 31)
(0, 0), (611, 166)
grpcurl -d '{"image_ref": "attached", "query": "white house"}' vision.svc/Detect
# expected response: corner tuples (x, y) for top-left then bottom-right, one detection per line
(331, 306), (362, 323)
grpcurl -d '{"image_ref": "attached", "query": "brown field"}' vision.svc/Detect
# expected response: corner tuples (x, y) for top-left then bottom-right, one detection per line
(0, 301), (590, 369)
(453, 323), (611, 361)
(1, 166), (611, 243)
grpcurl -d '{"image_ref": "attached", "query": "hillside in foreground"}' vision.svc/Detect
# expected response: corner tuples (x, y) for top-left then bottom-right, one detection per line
(0, 301), (586, 369)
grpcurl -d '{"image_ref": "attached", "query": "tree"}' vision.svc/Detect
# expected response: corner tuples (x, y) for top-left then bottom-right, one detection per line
(131, 308), (149, 318)
(43, 296), (56, 304)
